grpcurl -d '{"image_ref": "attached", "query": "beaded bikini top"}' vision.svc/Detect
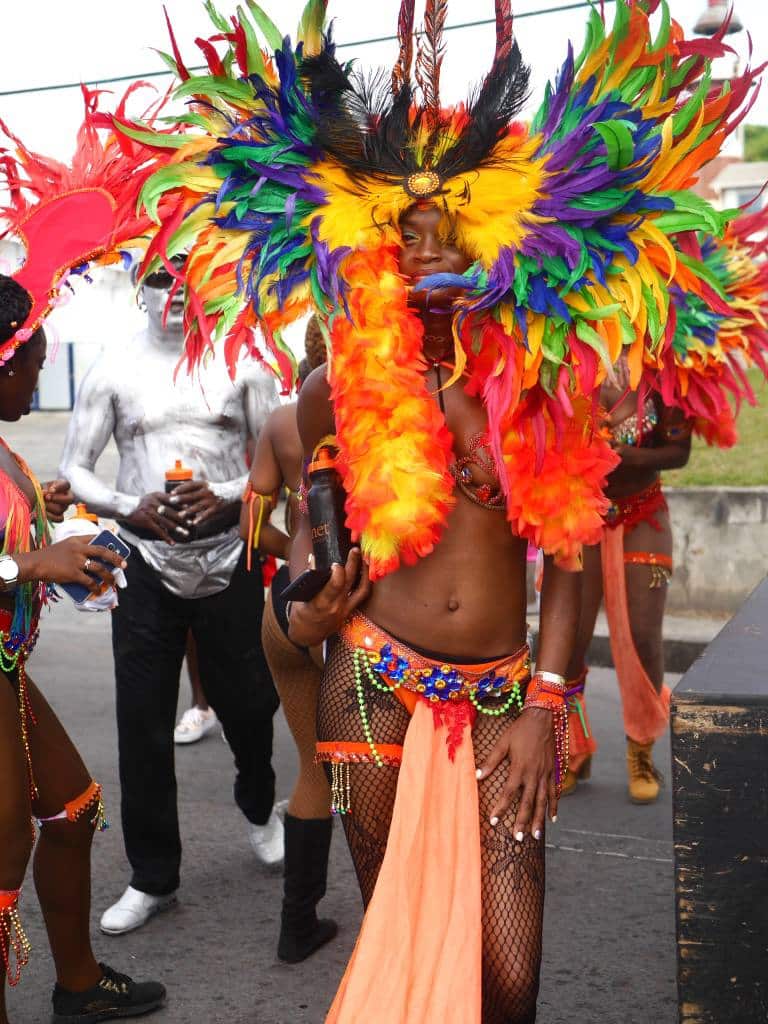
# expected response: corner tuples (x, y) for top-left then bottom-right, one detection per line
(609, 398), (658, 448)
(0, 441), (50, 650)
(450, 432), (505, 511)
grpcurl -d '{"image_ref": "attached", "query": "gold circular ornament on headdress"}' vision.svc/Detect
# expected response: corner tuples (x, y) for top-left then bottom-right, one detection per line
(405, 170), (442, 199)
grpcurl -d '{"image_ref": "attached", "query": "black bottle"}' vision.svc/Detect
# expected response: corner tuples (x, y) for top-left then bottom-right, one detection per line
(281, 447), (352, 602)
(307, 447), (351, 572)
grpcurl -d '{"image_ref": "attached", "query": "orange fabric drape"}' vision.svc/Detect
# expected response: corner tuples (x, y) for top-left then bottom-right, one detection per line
(601, 525), (671, 744)
(325, 697), (482, 1023)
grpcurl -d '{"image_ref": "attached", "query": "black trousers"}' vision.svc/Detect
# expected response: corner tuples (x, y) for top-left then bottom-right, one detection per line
(111, 541), (279, 895)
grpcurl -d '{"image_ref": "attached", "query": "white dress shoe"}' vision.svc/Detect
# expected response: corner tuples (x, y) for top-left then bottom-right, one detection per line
(100, 886), (177, 935)
(247, 800), (287, 866)
(173, 706), (218, 745)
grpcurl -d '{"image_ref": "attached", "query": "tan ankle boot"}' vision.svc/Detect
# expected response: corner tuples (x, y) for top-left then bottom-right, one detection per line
(626, 739), (662, 804)
(560, 755), (592, 797)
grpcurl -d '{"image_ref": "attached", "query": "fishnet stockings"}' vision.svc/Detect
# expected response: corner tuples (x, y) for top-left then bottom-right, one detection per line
(317, 638), (544, 1023)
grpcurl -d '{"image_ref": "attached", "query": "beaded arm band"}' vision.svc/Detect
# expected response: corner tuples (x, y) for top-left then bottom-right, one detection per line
(523, 671), (569, 793)
(242, 482), (274, 572)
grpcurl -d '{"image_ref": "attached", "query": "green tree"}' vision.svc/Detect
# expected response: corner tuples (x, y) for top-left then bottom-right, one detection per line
(744, 125), (768, 162)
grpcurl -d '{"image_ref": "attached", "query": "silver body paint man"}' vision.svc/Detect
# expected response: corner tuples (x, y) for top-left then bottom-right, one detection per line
(59, 278), (278, 598)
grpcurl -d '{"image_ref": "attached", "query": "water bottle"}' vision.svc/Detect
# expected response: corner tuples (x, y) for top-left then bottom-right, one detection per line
(164, 460), (194, 541)
(307, 448), (351, 571)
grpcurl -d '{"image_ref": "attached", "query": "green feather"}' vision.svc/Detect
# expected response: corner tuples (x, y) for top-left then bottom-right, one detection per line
(574, 319), (613, 370)
(152, 49), (182, 76)
(203, 0), (231, 33)
(642, 282), (662, 344)
(174, 75), (255, 106)
(542, 322), (567, 366)
(593, 120), (634, 170)
(298, 0), (327, 41)
(117, 120), (192, 151)
(243, 0), (284, 53)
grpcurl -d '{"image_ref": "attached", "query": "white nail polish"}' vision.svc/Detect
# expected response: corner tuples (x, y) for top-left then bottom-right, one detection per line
(551, 815), (558, 824)
(533, 830), (542, 840)
(515, 831), (524, 842)
(490, 816), (499, 827)
(475, 769), (483, 779)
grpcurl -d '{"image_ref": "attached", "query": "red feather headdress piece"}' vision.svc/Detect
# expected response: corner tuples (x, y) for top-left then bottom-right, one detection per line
(0, 83), (173, 363)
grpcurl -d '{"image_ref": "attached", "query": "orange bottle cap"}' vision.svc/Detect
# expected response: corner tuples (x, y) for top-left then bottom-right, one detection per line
(308, 447), (337, 475)
(74, 503), (99, 523)
(165, 459), (193, 482)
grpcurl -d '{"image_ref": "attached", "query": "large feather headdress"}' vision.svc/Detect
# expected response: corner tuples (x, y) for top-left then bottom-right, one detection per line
(117, 0), (765, 576)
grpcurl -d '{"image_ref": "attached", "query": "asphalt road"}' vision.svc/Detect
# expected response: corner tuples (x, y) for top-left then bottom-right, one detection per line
(5, 413), (678, 1024)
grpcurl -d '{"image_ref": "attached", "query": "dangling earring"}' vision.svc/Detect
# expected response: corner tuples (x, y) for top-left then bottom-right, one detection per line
(7, 370), (15, 377)
(136, 292), (147, 313)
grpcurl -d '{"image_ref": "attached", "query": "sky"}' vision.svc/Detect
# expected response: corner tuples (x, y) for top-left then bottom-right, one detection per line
(1, 0), (766, 163)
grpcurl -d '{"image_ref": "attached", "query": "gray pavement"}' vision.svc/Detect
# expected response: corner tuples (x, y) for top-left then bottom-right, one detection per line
(5, 413), (677, 1024)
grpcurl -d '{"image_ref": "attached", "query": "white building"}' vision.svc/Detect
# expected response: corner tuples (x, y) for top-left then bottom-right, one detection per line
(708, 160), (768, 213)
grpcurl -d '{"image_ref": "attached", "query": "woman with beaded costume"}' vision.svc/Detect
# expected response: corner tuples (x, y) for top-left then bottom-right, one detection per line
(0, 81), (188, 1024)
(0, 84), (179, 1023)
(118, 0), (764, 1018)
(0, 279), (166, 1024)
(561, 361), (692, 803)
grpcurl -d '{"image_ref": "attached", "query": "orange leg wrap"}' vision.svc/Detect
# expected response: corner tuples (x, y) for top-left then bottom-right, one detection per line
(37, 781), (109, 832)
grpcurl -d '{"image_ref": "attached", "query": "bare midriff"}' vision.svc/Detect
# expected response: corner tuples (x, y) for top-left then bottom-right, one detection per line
(363, 499), (529, 660)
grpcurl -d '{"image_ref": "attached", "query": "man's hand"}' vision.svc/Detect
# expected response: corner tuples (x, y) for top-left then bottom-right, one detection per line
(288, 548), (371, 648)
(123, 492), (190, 544)
(476, 707), (558, 841)
(42, 479), (75, 523)
(166, 480), (225, 526)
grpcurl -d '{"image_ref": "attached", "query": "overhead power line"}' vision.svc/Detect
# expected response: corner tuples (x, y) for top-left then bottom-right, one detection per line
(0, 0), (616, 99)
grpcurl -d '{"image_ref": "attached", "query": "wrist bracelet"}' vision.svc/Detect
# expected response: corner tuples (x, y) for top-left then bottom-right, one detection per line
(532, 670), (566, 688)
(524, 672), (569, 793)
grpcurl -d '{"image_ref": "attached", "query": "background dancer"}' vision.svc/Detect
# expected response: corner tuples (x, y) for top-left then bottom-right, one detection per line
(563, 360), (691, 802)
(563, 204), (768, 802)
(60, 257), (282, 936)
(241, 317), (334, 963)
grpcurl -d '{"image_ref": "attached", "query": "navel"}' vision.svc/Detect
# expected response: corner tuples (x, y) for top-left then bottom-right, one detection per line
(447, 597), (460, 613)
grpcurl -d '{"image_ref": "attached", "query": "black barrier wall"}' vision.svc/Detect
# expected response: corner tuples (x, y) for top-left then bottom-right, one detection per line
(672, 577), (768, 1023)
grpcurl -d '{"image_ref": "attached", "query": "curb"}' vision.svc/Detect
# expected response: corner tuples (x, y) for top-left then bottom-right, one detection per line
(527, 612), (727, 675)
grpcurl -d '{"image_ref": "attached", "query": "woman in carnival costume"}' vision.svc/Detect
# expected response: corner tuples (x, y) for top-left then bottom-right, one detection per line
(563, 207), (768, 803)
(0, 89), (171, 1023)
(119, 0), (762, 1018)
(240, 317), (336, 963)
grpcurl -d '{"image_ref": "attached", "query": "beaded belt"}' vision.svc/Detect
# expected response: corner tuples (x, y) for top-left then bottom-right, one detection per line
(0, 606), (41, 801)
(0, 607), (40, 676)
(322, 615), (532, 813)
(341, 613), (531, 709)
(604, 479), (667, 531)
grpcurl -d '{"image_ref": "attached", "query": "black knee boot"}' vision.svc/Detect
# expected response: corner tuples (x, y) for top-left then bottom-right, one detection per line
(277, 814), (338, 963)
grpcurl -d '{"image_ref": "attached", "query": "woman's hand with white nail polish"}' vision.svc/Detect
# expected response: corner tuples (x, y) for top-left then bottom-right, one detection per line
(475, 707), (556, 837)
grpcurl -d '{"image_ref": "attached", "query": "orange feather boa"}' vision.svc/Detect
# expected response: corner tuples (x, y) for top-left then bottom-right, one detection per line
(329, 246), (619, 578)
(330, 247), (455, 579)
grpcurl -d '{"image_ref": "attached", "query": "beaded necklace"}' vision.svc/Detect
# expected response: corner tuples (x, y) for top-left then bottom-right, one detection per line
(0, 440), (52, 798)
